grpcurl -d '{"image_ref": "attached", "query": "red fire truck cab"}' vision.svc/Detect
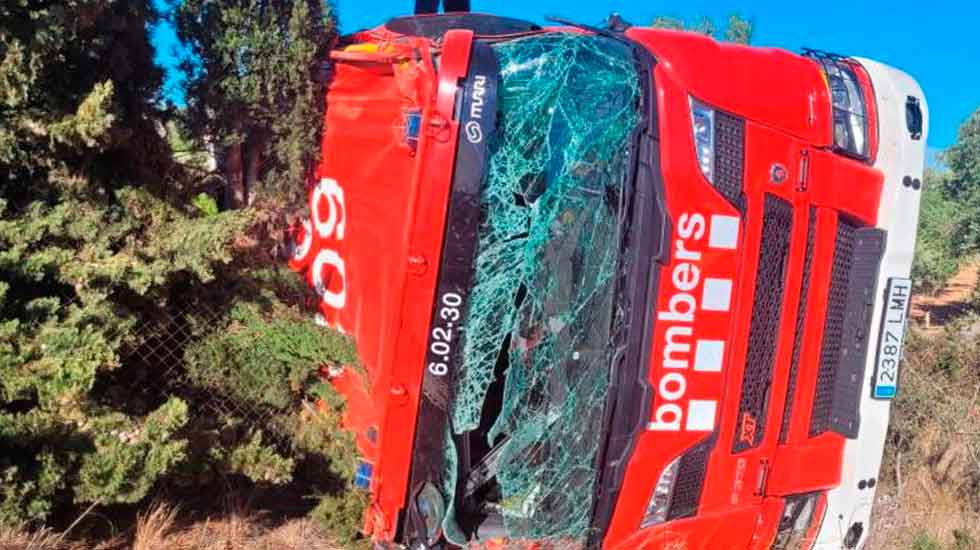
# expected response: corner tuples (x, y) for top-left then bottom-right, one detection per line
(287, 12), (928, 550)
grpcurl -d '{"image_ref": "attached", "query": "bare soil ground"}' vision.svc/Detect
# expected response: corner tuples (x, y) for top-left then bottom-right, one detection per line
(911, 260), (980, 331)
(866, 462), (980, 550)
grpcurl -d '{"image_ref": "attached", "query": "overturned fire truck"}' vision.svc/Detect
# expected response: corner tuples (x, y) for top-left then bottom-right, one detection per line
(287, 11), (929, 550)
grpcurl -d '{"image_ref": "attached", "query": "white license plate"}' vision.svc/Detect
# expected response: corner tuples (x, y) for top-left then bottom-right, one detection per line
(873, 277), (912, 399)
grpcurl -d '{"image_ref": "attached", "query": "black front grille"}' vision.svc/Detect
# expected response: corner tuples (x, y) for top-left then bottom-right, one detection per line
(713, 112), (745, 209)
(733, 195), (793, 453)
(810, 218), (856, 436)
(779, 208), (816, 444)
(667, 437), (713, 521)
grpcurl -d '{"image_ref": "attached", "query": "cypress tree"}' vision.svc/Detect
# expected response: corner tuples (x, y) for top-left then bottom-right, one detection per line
(652, 13), (754, 44)
(0, 0), (250, 524)
(176, 0), (334, 208)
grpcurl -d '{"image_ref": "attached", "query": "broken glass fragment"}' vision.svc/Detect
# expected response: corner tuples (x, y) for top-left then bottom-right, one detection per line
(444, 32), (641, 544)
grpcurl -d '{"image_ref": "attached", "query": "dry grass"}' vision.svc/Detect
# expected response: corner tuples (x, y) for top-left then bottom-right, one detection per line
(867, 456), (980, 549)
(0, 524), (73, 550)
(0, 521), (124, 550)
(132, 502), (181, 550)
(1, 500), (344, 550)
(129, 500), (343, 550)
(869, 320), (980, 550)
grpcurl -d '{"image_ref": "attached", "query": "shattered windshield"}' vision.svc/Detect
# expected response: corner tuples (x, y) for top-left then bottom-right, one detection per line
(441, 32), (642, 545)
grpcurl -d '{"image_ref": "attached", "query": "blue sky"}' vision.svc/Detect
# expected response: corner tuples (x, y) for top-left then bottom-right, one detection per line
(152, 0), (979, 155)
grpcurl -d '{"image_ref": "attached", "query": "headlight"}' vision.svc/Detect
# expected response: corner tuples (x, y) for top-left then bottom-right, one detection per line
(807, 51), (870, 160)
(690, 98), (716, 183)
(641, 456), (680, 527)
(772, 492), (826, 550)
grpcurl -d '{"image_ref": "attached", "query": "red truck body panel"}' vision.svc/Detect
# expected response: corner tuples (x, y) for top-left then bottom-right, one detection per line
(600, 29), (884, 548)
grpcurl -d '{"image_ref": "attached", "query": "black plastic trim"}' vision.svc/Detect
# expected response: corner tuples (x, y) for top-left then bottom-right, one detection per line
(386, 13), (540, 39)
(587, 33), (670, 549)
(906, 96), (923, 141)
(829, 227), (885, 437)
(810, 218), (855, 437)
(401, 39), (498, 546)
(713, 111), (746, 210)
(810, 218), (885, 438)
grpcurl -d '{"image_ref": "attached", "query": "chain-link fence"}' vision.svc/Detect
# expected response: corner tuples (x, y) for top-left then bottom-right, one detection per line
(84, 268), (363, 498)
(2, 275), (366, 547)
(120, 299), (279, 442)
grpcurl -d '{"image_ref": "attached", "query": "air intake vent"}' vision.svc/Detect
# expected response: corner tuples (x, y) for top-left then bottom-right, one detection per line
(667, 437), (713, 521)
(779, 208), (816, 444)
(713, 112), (745, 209)
(810, 219), (855, 436)
(829, 227), (885, 437)
(733, 195), (793, 453)
(810, 218), (885, 437)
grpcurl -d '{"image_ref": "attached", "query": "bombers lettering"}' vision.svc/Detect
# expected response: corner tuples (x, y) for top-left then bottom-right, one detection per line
(649, 213), (704, 432)
(648, 212), (734, 433)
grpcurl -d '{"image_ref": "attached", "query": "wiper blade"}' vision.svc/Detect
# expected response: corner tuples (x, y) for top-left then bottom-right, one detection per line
(463, 435), (510, 499)
(544, 15), (617, 38)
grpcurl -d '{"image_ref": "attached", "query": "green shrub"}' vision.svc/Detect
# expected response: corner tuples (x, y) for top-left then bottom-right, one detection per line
(0, 31), (252, 522)
(225, 431), (294, 484)
(0, 398), (190, 525)
(0, 453), (66, 526)
(183, 301), (357, 411)
(914, 171), (962, 292)
(913, 532), (944, 550)
(192, 193), (220, 217)
(954, 530), (978, 550)
(310, 490), (370, 548)
(179, 293), (366, 540)
(0, 0), (359, 538)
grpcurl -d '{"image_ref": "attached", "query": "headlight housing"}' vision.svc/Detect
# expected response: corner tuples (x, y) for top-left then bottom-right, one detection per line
(690, 98), (716, 183)
(641, 456), (680, 527)
(641, 439), (712, 528)
(772, 492), (827, 550)
(415, 482), (446, 547)
(806, 50), (872, 160)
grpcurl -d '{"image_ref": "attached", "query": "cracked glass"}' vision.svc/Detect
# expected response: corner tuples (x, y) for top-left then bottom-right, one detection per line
(442, 32), (642, 544)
